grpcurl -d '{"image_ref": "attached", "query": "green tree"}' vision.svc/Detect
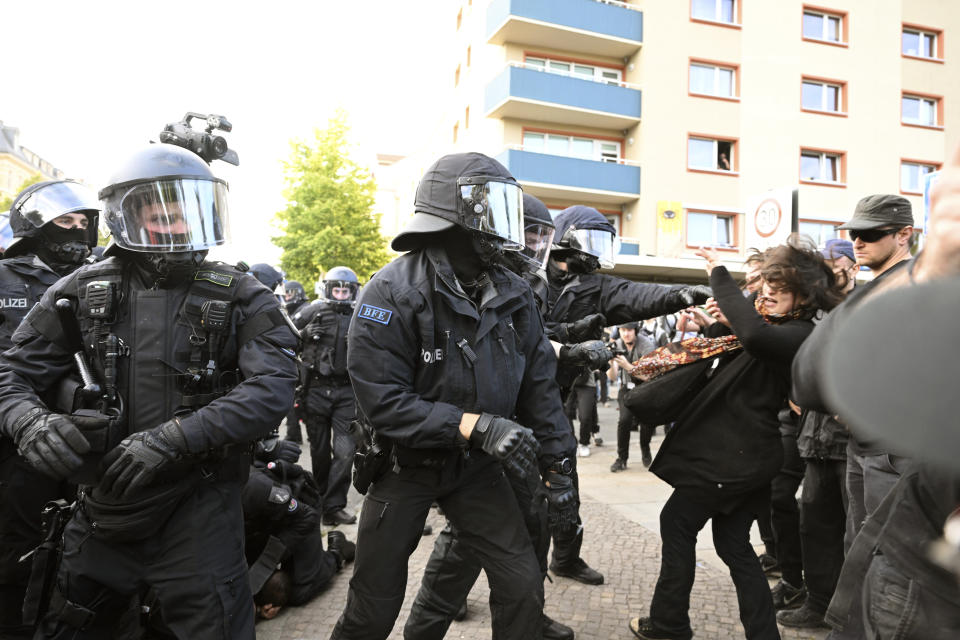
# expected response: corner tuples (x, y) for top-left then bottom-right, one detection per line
(273, 111), (390, 293)
(0, 173), (45, 212)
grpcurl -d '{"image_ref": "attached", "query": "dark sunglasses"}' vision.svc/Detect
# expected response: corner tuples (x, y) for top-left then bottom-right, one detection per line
(849, 227), (900, 243)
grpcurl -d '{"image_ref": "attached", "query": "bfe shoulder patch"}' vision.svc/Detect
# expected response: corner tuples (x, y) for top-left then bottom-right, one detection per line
(358, 303), (392, 325)
(194, 270), (234, 287)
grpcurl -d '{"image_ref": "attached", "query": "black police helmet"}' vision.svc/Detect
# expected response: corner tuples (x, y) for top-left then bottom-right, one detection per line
(249, 263), (284, 292)
(320, 265), (359, 303)
(5, 180), (100, 257)
(392, 152), (521, 252)
(522, 193), (553, 228)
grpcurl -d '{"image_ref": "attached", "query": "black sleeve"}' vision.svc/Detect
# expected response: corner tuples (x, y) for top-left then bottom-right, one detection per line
(513, 294), (577, 462)
(710, 266), (810, 366)
(179, 280), (299, 451)
(291, 301), (322, 330)
(790, 306), (845, 413)
(598, 276), (688, 326)
(347, 274), (464, 449)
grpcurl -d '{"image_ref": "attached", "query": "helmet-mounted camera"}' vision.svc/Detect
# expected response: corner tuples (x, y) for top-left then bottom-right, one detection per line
(159, 112), (239, 166)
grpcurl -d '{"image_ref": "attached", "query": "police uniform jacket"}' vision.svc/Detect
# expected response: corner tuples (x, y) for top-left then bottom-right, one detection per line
(0, 256), (298, 460)
(0, 254), (62, 353)
(292, 299), (351, 382)
(347, 247), (573, 464)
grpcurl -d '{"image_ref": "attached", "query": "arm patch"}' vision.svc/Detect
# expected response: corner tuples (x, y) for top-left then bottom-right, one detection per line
(358, 304), (392, 325)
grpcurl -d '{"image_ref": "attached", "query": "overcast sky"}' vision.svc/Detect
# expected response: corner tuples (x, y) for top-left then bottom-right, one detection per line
(3, 0), (452, 264)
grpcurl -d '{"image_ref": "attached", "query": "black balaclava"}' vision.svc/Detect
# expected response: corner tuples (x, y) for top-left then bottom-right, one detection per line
(33, 224), (92, 276)
(132, 250), (208, 287)
(563, 251), (600, 274)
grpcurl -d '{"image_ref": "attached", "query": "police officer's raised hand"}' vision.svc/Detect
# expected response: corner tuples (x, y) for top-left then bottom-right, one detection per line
(255, 436), (301, 464)
(466, 413), (540, 479)
(559, 340), (613, 369)
(543, 471), (578, 532)
(100, 419), (188, 500)
(672, 284), (713, 307)
(12, 408), (91, 479)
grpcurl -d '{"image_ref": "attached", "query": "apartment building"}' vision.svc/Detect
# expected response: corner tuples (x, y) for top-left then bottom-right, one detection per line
(379, 0), (959, 283)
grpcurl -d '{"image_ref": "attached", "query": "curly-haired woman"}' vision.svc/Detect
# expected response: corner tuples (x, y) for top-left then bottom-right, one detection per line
(629, 237), (845, 640)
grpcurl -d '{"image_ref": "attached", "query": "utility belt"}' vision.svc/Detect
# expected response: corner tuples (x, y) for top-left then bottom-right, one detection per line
(391, 443), (463, 470)
(311, 372), (350, 386)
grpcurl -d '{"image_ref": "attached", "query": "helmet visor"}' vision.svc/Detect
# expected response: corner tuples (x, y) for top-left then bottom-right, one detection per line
(458, 177), (523, 250)
(521, 222), (556, 269)
(565, 228), (620, 269)
(15, 181), (101, 229)
(107, 179), (230, 251)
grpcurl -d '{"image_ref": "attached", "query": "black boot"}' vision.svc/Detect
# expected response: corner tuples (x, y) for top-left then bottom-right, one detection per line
(543, 614), (575, 639)
(327, 530), (356, 568)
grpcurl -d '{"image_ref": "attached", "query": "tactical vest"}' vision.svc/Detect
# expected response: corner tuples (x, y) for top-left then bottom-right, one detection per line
(44, 258), (265, 442)
(301, 303), (351, 380)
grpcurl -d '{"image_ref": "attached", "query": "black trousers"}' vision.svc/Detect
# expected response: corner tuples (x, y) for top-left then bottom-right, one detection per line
(37, 480), (253, 640)
(329, 456), (543, 640)
(649, 490), (780, 640)
(304, 383), (357, 515)
(799, 458), (847, 613)
(403, 464), (549, 639)
(0, 440), (72, 638)
(285, 404), (303, 442)
(771, 435), (804, 587)
(615, 392), (653, 462)
(564, 385), (598, 445)
(598, 374), (609, 403)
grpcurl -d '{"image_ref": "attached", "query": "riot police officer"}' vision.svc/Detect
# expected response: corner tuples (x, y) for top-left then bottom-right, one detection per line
(330, 152), (575, 640)
(544, 205), (712, 585)
(0, 142), (298, 639)
(283, 280), (307, 316)
(291, 266), (361, 525)
(0, 180), (100, 638)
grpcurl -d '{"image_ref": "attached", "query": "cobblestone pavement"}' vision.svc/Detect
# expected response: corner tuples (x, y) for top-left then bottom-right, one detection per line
(260, 396), (830, 640)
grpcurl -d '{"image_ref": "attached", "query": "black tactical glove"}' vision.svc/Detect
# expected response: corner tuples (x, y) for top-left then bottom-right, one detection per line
(555, 313), (607, 344)
(559, 339), (614, 369)
(100, 419), (189, 500)
(12, 408), (91, 479)
(469, 413), (540, 480)
(544, 471), (579, 532)
(671, 285), (713, 307)
(255, 435), (302, 464)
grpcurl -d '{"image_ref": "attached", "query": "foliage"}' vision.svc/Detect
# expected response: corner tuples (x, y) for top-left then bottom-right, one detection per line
(272, 111), (389, 293)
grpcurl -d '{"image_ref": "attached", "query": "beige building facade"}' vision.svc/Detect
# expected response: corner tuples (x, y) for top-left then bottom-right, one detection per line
(379, 0), (958, 282)
(0, 121), (65, 201)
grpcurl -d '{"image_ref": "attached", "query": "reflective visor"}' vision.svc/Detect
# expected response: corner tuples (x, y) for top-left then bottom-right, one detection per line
(15, 181), (100, 228)
(106, 179), (230, 251)
(521, 222), (556, 269)
(457, 177), (523, 250)
(566, 228), (620, 269)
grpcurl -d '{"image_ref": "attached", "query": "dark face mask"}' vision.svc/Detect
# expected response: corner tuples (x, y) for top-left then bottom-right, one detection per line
(564, 252), (600, 274)
(134, 251), (208, 286)
(37, 224), (92, 272)
(470, 233), (504, 268)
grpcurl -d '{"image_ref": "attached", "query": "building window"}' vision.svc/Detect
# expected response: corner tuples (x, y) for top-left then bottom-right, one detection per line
(464, 106), (470, 128)
(687, 211), (735, 248)
(689, 61), (737, 98)
(801, 149), (844, 184)
(523, 131), (621, 163)
(466, 46), (471, 67)
(802, 79), (844, 113)
(691, 0), (736, 25)
(902, 27), (940, 59)
(900, 161), (938, 194)
(902, 94), (940, 127)
(453, 123), (459, 144)
(524, 56), (623, 84)
(803, 8), (844, 43)
(688, 136), (735, 172)
(799, 220), (841, 246)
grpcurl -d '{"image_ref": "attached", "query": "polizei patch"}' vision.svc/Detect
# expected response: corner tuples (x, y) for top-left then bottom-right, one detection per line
(194, 271), (234, 287)
(358, 304), (392, 325)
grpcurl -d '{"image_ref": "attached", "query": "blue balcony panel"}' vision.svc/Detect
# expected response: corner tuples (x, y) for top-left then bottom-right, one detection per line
(486, 66), (641, 130)
(496, 149), (640, 205)
(487, 0), (642, 58)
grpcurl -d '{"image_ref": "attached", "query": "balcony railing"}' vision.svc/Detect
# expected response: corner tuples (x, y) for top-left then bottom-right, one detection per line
(495, 148), (641, 203)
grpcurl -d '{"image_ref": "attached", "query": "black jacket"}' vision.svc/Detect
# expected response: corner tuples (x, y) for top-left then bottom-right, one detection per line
(0, 257), (298, 456)
(797, 409), (848, 460)
(0, 255), (62, 353)
(651, 267), (814, 511)
(347, 247), (574, 464)
(293, 299), (352, 380)
(791, 259), (911, 455)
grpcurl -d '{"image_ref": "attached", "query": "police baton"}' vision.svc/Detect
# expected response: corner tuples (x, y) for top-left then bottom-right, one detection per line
(55, 299), (101, 400)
